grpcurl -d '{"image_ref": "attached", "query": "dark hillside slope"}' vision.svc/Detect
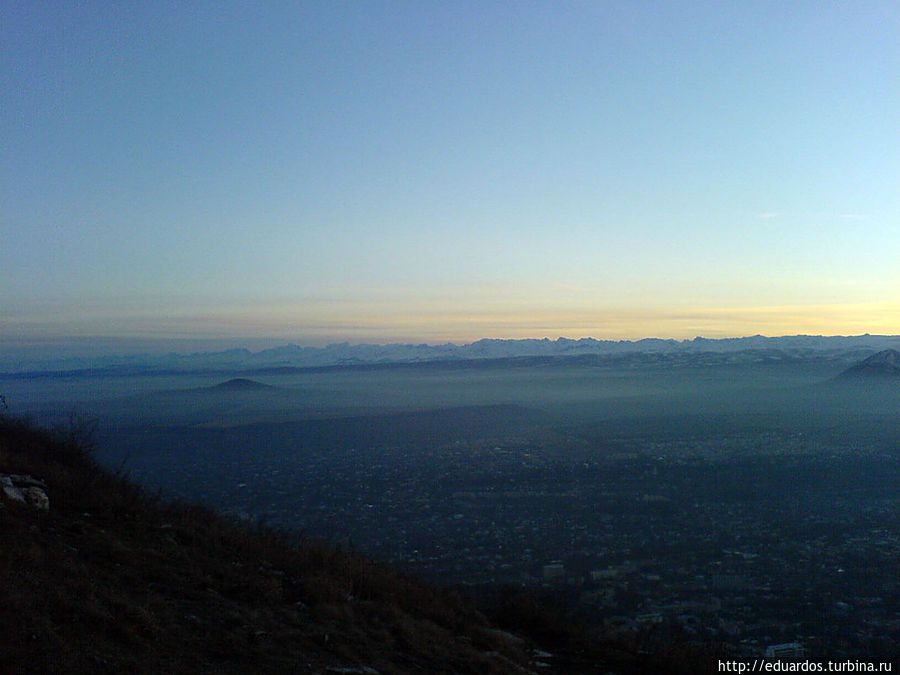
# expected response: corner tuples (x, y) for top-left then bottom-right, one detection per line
(0, 417), (543, 674)
(0, 415), (703, 674)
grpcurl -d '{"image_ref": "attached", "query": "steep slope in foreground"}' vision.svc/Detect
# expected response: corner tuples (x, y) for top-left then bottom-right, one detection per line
(0, 418), (539, 675)
(0, 417), (687, 674)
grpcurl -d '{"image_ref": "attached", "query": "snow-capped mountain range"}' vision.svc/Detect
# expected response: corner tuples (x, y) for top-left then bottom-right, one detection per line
(4, 334), (900, 375)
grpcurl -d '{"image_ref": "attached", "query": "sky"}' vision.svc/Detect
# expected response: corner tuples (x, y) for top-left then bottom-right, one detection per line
(2, 1), (898, 349)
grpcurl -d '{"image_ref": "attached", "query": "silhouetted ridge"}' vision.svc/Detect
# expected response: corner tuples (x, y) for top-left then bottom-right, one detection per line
(838, 349), (900, 379)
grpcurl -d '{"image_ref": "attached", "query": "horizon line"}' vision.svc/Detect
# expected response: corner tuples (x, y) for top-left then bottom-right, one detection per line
(2, 331), (899, 354)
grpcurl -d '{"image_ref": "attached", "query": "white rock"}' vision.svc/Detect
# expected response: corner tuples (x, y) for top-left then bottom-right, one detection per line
(2, 485), (26, 502)
(1, 476), (26, 503)
(23, 487), (49, 511)
(9, 474), (48, 489)
(1, 474), (49, 510)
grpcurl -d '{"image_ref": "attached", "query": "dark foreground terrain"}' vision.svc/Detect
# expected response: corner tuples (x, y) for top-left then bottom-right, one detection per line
(0, 415), (703, 674)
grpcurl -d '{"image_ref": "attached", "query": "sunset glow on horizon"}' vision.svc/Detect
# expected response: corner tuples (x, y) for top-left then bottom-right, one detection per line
(2, 2), (898, 352)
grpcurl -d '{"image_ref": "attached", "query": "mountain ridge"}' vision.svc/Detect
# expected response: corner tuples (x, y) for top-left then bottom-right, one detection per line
(4, 334), (900, 375)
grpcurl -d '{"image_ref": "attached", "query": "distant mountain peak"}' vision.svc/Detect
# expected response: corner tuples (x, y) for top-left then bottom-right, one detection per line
(838, 349), (900, 379)
(211, 378), (274, 390)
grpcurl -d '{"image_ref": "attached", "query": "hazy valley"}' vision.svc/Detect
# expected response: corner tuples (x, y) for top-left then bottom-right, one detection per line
(3, 339), (898, 664)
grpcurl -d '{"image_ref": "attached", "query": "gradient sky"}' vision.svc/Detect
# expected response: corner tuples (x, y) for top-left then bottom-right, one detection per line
(2, 1), (898, 347)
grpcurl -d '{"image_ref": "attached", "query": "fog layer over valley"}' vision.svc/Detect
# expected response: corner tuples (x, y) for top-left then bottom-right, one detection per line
(3, 343), (898, 661)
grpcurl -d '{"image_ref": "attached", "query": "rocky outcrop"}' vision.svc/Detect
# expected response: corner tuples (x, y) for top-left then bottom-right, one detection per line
(0, 474), (49, 511)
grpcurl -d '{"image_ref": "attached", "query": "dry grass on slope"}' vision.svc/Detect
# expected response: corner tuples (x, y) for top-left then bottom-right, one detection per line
(0, 416), (536, 674)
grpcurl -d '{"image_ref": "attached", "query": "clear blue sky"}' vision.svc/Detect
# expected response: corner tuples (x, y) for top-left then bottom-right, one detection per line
(2, 1), (898, 347)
